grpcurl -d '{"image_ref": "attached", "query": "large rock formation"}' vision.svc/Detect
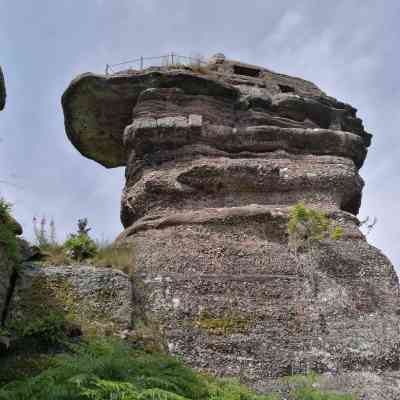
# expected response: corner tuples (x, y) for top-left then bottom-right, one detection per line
(62, 56), (400, 397)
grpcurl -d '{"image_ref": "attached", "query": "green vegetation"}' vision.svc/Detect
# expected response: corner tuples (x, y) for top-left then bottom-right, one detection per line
(64, 233), (97, 261)
(287, 203), (344, 298)
(10, 312), (67, 345)
(0, 338), (353, 400)
(280, 374), (354, 400)
(92, 242), (135, 275)
(287, 203), (343, 251)
(32, 217), (134, 272)
(0, 198), (21, 262)
(64, 218), (97, 261)
(33, 216), (57, 250)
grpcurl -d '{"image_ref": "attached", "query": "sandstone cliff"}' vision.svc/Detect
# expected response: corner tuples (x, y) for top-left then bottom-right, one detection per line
(62, 56), (400, 398)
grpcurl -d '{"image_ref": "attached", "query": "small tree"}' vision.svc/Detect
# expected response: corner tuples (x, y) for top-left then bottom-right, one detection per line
(64, 218), (97, 261)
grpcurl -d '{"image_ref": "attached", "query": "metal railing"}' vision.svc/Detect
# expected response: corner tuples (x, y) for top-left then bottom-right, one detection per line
(105, 53), (207, 75)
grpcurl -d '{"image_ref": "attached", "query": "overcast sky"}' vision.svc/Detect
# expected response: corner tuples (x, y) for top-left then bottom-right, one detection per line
(1, 0), (399, 271)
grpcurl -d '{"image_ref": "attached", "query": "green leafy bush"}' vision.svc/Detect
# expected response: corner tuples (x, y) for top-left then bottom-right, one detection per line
(0, 198), (12, 221)
(0, 224), (20, 262)
(64, 234), (97, 261)
(287, 203), (343, 251)
(0, 198), (20, 262)
(0, 338), (354, 400)
(10, 312), (66, 345)
(64, 219), (97, 261)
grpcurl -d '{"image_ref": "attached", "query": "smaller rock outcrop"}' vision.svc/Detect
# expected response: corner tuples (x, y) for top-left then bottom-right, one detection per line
(7, 264), (134, 336)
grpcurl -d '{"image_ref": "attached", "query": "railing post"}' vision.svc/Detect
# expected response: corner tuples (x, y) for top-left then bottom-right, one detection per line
(105, 64), (109, 75)
(171, 52), (174, 65)
(140, 56), (143, 70)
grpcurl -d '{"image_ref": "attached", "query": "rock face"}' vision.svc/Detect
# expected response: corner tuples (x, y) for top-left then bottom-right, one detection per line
(62, 56), (400, 396)
(7, 264), (134, 336)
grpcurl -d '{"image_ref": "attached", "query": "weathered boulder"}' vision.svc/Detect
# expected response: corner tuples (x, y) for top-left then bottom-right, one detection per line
(7, 264), (134, 336)
(62, 56), (400, 397)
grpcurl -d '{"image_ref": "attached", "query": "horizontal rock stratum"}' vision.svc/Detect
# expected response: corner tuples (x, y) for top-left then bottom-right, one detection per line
(63, 55), (400, 398)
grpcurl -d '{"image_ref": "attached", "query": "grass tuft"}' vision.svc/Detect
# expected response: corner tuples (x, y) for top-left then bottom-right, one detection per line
(93, 242), (136, 275)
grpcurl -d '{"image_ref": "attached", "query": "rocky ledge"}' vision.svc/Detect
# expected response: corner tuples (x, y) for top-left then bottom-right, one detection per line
(62, 55), (400, 398)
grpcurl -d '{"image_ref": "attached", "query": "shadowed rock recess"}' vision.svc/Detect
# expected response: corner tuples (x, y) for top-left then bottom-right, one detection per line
(63, 56), (400, 396)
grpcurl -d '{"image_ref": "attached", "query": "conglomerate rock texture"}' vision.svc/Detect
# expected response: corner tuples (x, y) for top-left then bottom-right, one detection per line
(7, 264), (134, 336)
(63, 56), (400, 398)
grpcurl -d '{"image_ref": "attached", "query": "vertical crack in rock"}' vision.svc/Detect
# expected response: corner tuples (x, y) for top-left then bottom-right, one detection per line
(62, 55), (400, 392)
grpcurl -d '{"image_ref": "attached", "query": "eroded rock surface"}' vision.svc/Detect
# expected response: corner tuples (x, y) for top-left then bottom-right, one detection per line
(62, 56), (400, 398)
(7, 264), (134, 336)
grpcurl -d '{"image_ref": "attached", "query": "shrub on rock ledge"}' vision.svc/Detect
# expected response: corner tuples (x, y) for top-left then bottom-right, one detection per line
(64, 218), (97, 261)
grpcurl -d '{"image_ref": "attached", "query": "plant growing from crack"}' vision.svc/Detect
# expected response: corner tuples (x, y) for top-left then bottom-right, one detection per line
(287, 203), (343, 373)
(288, 203), (343, 296)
